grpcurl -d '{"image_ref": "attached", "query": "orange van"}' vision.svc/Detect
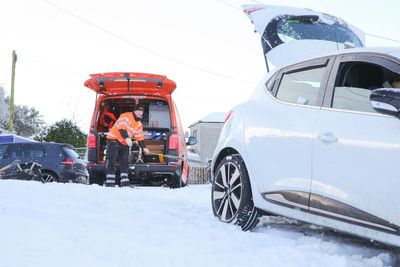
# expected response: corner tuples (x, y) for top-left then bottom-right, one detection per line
(84, 72), (196, 188)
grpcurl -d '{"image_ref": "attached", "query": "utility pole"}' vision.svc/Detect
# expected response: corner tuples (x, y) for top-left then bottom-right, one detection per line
(8, 50), (17, 132)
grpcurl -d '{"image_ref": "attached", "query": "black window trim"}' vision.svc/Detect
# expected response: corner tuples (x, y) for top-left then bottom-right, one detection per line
(271, 56), (334, 107)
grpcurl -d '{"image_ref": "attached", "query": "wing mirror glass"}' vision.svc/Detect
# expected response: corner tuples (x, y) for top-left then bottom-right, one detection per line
(370, 88), (400, 118)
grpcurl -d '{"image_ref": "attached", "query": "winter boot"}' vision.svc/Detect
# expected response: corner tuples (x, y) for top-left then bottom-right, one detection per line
(120, 174), (130, 187)
(105, 174), (115, 187)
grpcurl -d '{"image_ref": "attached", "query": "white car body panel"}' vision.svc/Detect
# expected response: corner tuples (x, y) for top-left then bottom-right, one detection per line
(312, 108), (400, 227)
(265, 40), (346, 70)
(243, 89), (319, 194)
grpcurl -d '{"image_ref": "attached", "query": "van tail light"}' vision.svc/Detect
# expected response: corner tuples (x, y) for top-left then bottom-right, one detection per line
(62, 158), (74, 168)
(168, 134), (179, 150)
(224, 111), (233, 123)
(87, 133), (96, 148)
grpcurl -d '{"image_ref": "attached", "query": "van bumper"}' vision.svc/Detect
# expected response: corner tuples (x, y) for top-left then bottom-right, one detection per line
(87, 163), (182, 186)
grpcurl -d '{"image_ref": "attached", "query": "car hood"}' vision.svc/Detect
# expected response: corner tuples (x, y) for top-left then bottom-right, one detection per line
(84, 72), (176, 96)
(243, 4), (365, 69)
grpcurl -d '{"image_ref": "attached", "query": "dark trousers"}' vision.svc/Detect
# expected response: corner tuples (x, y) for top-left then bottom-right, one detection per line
(105, 140), (129, 182)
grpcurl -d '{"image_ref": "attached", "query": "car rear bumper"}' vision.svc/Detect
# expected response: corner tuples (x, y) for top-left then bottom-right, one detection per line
(60, 169), (89, 184)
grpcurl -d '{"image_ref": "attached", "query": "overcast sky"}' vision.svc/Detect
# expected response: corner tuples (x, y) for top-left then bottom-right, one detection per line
(0, 0), (399, 132)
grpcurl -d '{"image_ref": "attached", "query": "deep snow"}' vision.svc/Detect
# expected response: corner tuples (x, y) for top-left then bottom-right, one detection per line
(0, 180), (397, 267)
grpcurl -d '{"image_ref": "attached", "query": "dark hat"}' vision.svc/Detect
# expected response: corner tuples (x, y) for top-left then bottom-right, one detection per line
(134, 103), (145, 111)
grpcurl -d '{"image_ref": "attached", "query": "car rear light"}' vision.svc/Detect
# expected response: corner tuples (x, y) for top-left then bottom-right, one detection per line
(62, 158), (74, 167)
(168, 134), (179, 150)
(86, 162), (97, 167)
(224, 111), (233, 123)
(87, 133), (96, 148)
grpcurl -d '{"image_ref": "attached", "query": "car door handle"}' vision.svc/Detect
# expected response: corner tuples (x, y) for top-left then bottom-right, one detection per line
(317, 132), (337, 144)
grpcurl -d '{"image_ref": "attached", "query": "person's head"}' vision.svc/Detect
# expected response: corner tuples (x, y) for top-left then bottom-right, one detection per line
(133, 103), (145, 119)
(389, 74), (400, 88)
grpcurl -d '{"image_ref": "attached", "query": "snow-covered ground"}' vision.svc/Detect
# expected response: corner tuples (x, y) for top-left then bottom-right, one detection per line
(0, 180), (397, 267)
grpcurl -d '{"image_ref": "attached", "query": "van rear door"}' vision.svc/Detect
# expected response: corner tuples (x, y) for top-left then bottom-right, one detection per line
(84, 72), (176, 96)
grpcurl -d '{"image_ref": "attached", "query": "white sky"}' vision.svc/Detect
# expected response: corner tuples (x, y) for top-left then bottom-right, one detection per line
(0, 0), (399, 132)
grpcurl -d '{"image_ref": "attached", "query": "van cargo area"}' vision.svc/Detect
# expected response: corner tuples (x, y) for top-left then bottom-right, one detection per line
(87, 97), (183, 187)
(96, 98), (172, 164)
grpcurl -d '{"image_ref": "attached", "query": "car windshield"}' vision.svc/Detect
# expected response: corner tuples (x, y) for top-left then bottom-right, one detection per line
(62, 146), (80, 159)
(277, 18), (363, 47)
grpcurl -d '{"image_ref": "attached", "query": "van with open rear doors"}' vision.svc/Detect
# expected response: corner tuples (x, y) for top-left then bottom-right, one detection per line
(85, 72), (196, 188)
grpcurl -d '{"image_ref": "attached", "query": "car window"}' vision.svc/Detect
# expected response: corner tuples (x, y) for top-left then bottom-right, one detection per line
(0, 144), (8, 159)
(331, 62), (393, 113)
(148, 101), (171, 129)
(277, 18), (363, 48)
(62, 146), (80, 159)
(26, 144), (45, 158)
(276, 66), (327, 106)
(6, 144), (25, 159)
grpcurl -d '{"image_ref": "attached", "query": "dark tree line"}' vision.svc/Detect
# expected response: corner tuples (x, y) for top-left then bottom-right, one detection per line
(0, 86), (86, 148)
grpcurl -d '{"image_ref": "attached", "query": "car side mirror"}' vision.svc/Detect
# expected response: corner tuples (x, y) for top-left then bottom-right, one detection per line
(186, 136), (197, 146)
(370, 88), (400, 118)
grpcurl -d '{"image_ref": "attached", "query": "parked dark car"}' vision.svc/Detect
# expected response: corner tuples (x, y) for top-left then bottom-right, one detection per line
(0, 142), (88, 184)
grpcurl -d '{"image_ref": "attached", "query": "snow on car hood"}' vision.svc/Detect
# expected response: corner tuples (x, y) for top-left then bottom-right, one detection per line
(243, 4), (365, 69)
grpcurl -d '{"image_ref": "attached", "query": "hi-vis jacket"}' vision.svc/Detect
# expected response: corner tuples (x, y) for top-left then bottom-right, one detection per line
(107, 112), (144, 145)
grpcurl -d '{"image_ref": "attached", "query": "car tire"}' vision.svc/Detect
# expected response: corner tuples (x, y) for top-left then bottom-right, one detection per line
(170, 175), (182, 189)
(31, 165), (43, 182)
(211, 154), (260, 231)
(41, 171), (58, 183)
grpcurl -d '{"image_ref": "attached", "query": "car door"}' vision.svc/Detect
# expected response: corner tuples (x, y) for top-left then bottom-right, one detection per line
(245, 57), (333, 206)
(311, 53), (400, 231)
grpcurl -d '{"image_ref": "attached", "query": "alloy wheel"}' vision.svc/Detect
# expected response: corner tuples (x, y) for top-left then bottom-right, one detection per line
(42, 173), (56, 183)
(212, 161), (242, 222)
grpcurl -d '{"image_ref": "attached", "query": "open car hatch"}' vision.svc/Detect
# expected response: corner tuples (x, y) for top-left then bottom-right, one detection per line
(243, 4), (365, 69)
(84, 72), (177, 96)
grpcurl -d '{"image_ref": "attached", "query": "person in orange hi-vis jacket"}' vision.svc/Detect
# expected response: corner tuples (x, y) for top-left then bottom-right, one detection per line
(105, 102), (150, 187)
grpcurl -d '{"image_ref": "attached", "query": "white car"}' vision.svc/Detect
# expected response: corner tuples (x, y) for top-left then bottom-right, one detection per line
(211, 4), (400, 249)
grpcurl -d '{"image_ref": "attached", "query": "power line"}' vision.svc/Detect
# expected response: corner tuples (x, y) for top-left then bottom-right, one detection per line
(44, 0), (240, 81)
(365, 33), (400, 45)
(214, 0), (242, 11)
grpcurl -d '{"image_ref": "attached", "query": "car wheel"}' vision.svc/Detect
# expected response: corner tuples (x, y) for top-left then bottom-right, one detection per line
(41, 171), (58, 183)
(32, 165), (43, 182)
(211, 154), (260, 231)
(149, 176), (164, 186)
(169, 175), (182, 189)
